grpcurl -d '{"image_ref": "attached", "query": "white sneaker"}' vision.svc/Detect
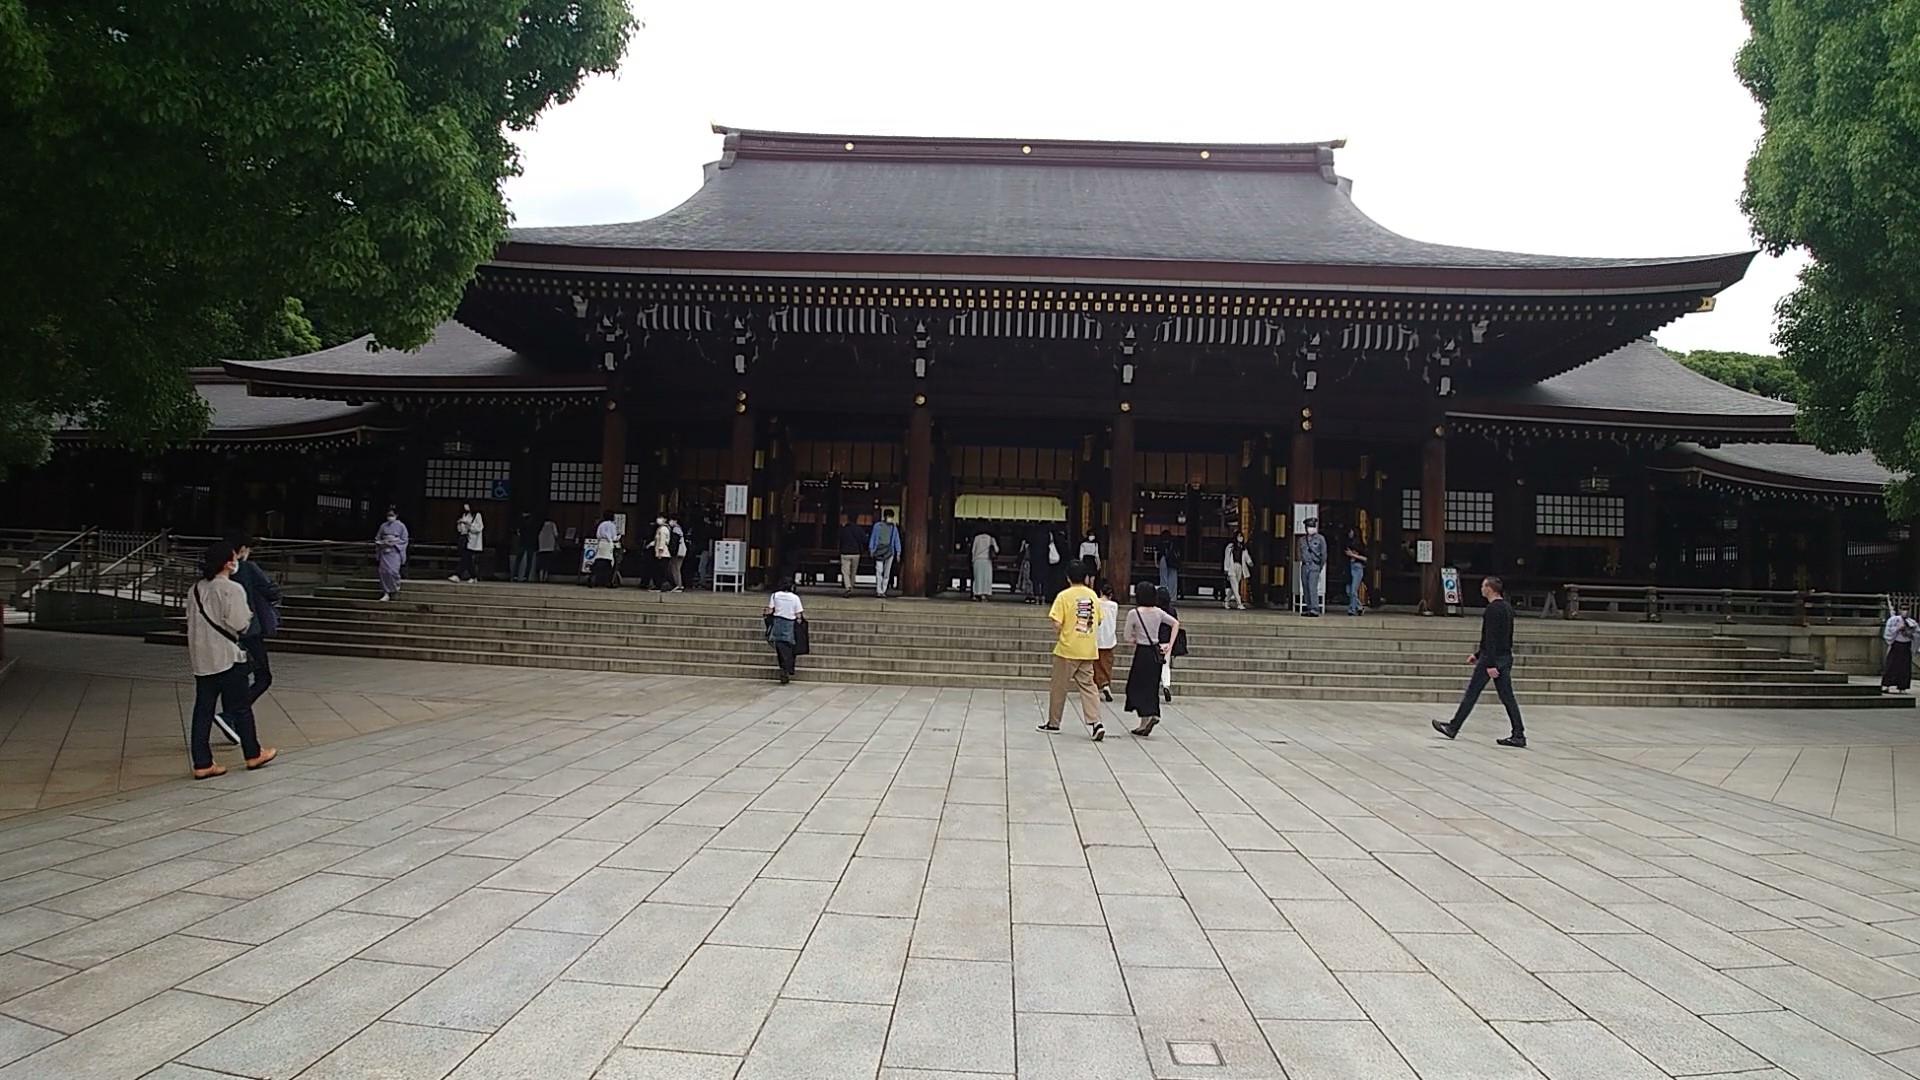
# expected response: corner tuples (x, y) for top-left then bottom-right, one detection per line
(447, 575), (460, 583)
(378, 594), (391, 602)
(212, 712), (240, 746)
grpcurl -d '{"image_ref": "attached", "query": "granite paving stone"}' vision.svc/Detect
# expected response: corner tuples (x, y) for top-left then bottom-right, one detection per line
(737, 998), (892, 1080)
(884, 957), (1014, 1074)
(1014, 1012), (1152, 1080)
(710, 877), (835, 950)
(1493, 1018), (1668, 1080)
(0, 989), (254, 1080)
(0, 932), (246, 1032)
(19, 890), (236, 968)
(1125, 964), (1285, 1078)
(289, 1020), (485, 1080)
(181, 959), (437, 1078)
(1011, 923), (1130, 1014)
(1341, 971), (1545, 1080)
(516, 866), (666, 935)
(179, 909), (408, 1004)
(595, 1048), (745, 1079)
(1543, 970), (1771, 1074)
(783, 912), (914, 1005)
(447, 979), (654, 1079)
(624, 944), (798, 1055)
(357, 886), (544, 967)
(568, 901), (730, 987)
(1258, 1019), (1417, 1080)
(387, 927), (595, 1031)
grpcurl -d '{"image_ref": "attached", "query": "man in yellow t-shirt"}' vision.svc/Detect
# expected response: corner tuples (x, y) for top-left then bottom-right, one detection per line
(1041, 559), (1105, 740)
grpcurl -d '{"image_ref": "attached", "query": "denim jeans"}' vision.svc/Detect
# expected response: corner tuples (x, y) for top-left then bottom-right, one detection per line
(1347, 561), (1365, 614)
(1157, 562), (1179, 599)
(513, 549), (537, 581)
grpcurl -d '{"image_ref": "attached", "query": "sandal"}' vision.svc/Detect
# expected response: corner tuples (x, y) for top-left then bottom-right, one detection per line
(245, 747), (278, 771)
(192, 764), (227, 780)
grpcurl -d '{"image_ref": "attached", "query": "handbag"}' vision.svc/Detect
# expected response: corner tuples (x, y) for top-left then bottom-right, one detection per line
(1047, 540), (1060, 565)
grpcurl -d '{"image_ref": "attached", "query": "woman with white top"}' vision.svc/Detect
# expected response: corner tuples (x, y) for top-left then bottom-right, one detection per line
(590, 510), (622, 587)
(1124, 581), (1179, 736)
(184, 541), (277, 778)
(1094, 580), (1119, 701)
(451, 503), (484, 583)
(970, 530), (998, 601)
(1078, 531), (1101, 574)
(764, 579), (806, 684)
(537, 515), (558, 581)
(1223, 534), (1252, 610)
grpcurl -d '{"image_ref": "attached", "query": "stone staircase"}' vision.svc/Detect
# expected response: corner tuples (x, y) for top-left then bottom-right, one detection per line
(142, 581), (1910, 709)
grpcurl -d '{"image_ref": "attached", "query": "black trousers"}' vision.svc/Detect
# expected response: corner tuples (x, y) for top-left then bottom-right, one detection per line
(1448, 655), (1524, 738)
(772, 641), (797, 675)
(192, 661), (261, 768)
(456, 547), (478, 581)
(241, 635), (273, 705)
(1885, 640), (1913, 690)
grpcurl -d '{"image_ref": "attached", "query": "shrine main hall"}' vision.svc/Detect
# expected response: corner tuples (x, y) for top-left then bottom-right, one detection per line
(7, 128), (1909, 609)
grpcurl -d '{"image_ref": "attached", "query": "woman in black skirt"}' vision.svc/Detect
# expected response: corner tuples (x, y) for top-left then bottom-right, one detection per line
(1884, 606), (1918, 694)
(1124, 581), (1180, 736)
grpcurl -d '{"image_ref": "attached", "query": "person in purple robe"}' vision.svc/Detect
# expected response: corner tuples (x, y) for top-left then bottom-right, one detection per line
(374, 506), (409, 601)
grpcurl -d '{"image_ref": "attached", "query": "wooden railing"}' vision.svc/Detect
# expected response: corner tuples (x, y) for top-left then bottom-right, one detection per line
(1562, 583), (1888, 626)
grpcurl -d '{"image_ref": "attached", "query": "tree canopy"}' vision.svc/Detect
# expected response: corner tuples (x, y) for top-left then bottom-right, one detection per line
(0, 0), (635, 477)
(1738, 0), (1920, 516)
(1672, 348), (1800, 401)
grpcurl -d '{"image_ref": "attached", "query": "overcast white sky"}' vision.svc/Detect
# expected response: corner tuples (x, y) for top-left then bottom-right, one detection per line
(504, 0), (1796, 356)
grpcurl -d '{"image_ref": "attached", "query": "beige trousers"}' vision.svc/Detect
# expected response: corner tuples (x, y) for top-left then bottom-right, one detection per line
(1048, 655), (1101, 727)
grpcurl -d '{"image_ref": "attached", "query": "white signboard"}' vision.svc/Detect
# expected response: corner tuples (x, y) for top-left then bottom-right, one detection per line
(1441, 565), (1462, 606)
(1416, 539), (1435, 564)
(724, 484), (749, 517)
(613, 513), (627, 539)
(580, 538), (601, 574)
(1292, 502), (1319, 535)
(714, 539), (746, 575)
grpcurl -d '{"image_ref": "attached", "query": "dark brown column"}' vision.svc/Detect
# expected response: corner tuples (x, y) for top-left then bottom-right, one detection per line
(728, 405), (754, 542)
(902, 400), (933, 596)
(1289, 428), (1316, 506)
(1736, 499), (1757, 590)
(1828, 512), (1846, 592)
(1420, 427), (1447, 613)
(598, 398), (626, 513)
(1110, 409), (1136, 596)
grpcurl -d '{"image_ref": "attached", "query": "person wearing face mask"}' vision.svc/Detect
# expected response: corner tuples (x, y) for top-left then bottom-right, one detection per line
(1343, 526), (1369, 616)
(183, 541), (277, 779)
(667, 516), (688, 592)
(1299, 518), (1327, 617)
(374, 506), (409, 601)
(1077, 530), (1101, 574)
(649, 516), (673, 590)
(1223, 533), (1252, 610)
(451, 503), (484, 583)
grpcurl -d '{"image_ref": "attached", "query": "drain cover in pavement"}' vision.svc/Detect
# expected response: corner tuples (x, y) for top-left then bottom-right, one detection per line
(1168, 1041), (1223, 1066)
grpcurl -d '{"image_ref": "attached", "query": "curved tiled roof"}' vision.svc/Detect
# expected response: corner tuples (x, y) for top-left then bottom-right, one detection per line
(221, 321), (603, 399)
(58, 377), (397, 446)
(497, 128), (1754, 293)
(1484, 339), (1796, 417)
(1677, 442), (1893, 492)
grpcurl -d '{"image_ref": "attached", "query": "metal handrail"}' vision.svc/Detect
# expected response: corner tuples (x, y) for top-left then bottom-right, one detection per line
(1562, 582), (1889, 626)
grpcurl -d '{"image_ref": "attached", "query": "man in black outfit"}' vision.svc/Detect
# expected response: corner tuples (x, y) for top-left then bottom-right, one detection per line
(1433, 575), (1526, 748)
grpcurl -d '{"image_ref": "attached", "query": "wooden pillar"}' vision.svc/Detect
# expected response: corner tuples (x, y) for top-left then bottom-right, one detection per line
(1736, 499), (1757, 590)
(1110, 409), (1135, 596)
(1420, 428), (1447, 613)
(902, 400), (933, 596)
(598, 398), (626, 513)
(1289, 428), (1316, 505)
(1828, 511), (1846, 592)
(728, 407), (754, 542)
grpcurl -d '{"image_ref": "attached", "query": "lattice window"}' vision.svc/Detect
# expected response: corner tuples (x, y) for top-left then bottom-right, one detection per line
(548, 462), (641, 504)
(1401, 489), (1492, 533)
(1849, 540), (1900, 558)
(1446, 491), (1493, 534)
(316, 494), (353, 513)
(1535, 494), (1625, 538)
(424, 458), (511, 501)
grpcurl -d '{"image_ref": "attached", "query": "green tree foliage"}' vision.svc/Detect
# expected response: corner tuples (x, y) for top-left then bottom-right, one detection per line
(1672, 349), (1800, 401)
(0, 0), (634, 476)
(1737, 1), (1920, 515)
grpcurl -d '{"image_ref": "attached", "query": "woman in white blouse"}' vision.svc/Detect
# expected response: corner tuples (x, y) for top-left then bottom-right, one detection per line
(765, 579), (806, 684)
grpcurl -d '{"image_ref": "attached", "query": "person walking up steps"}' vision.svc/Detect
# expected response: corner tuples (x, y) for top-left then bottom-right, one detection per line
(869, 509), (902, 597)
(451, 503), (484, 582)
(1433, 575), (1526, 748)
(764, 578), (806, 685)
(1038, 560), (1105, 741)
(838, 514), (867, 596)
(1094, 580), (1119, 701)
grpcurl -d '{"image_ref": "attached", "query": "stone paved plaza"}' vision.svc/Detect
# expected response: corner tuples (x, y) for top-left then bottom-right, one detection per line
(6, 634), (1920, 1076)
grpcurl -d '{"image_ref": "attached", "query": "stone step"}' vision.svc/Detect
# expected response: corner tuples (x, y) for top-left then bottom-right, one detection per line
(251, 618), (1839, 681)
(305, 584), (1729, 641)
(149, 634), (1903, 709)
(283, 597), (1771, 658)
(155, 624), (1870, 697)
